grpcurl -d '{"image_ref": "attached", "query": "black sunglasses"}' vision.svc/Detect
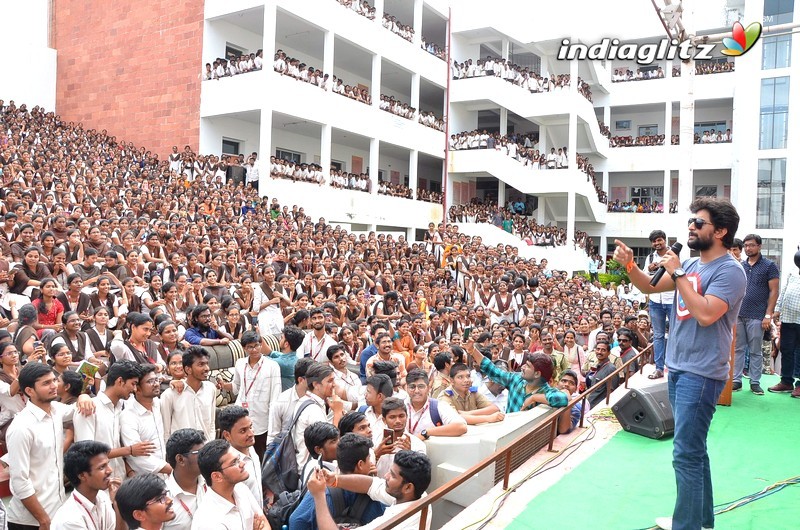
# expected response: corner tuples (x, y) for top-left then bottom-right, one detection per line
(688, 217), (713, 229)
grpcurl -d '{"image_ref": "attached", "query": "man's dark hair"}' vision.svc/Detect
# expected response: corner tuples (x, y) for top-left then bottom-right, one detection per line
(648, 230), (666, 242)
(294, 357), (315, 385)
(166, 428), (206, 467)
(19, 361), (53, 395)
(303, 421), (339, 458)
(599, 309), (612, 319)
(561, 369), (579, 385)
(742, 233), (762, 246)
(107, 360), (141, 387)
(182, 345), (210, 369)
(240, 329), (260, 347)
(217, 405), (250, 435)
(380, 396), (406, 418)
(326, 344), (344, 361)
(60, 370), (84, 399)
(116, 473), (169, 529)
(689, 198), (739, 249)
(197, 439), (231, 485)
(305, 362), (334, 391)
(64, 440), (111, 487)
(365, 374), (393, 398)
(731, 238), (743, 251)
(394, 450), (432, 500)
(338, 411), (368, 436)
(449, 362), (470, 379)
(433, 351), (452, 371)
(283, 325), (306, 351)
(336, 432), (373, 474)
(372, 360), (398, 386)
(309, 307), (325, 318)
(405, 368), (429, 387)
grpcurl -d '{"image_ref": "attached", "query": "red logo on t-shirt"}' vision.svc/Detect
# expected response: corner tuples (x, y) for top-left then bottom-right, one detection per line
(676, 273), (703, 321)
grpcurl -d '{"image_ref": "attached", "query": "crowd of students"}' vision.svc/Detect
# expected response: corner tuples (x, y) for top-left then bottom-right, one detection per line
(0, 98), (656, 529)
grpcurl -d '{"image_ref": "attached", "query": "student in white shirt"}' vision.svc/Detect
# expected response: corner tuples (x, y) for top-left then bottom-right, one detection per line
(121, 364), (171, 476)
(292, 363), (344, 469)
(301, 308), (339, 362)
(375, 397), (427, 478)
(52, 440), (122, 530)
(73, 359), (145, 482)
(163, 429), (207, 530)
(267, 357), (314, 445)
(116, 473), (177, 530)
(218, 406), (263, 507)
(161, 346), (217, 441)
(219, 330), (282, 458)
(6, 362), (95, 529)
(308, 449), (433, 530)
(193, 440), (266, 530)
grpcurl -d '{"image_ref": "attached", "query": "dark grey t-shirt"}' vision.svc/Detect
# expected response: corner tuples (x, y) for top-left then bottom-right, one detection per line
(666, 254), (746, 380)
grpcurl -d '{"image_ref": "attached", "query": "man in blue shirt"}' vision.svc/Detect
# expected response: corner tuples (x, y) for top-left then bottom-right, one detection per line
(360, 322), (389, 384)
(184, 304), (233, 346)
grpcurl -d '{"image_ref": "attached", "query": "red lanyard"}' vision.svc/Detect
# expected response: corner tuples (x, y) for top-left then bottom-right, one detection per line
(312, 336), (325, 359)
(73, 494), (98, 530)
(178, 498), (194, 518)
(407, 402), (429, 434)
(242, 359), (263, 400)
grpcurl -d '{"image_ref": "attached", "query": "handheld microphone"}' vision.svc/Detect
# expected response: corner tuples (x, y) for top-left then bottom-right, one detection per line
(649, 242), (683, 286)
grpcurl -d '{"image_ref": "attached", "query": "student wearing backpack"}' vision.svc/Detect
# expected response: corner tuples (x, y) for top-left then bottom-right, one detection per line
(404, 369), (467, 441)
(267, 358), (314, 445)
(299, 422), (340, 488)
(292, 363), (344, 469)
(289, 433), (386, 529)
(308, 450), (432, 530)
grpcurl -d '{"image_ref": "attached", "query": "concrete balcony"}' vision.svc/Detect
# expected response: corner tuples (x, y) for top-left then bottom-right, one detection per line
(606, 74), (734, 106)
(603, 142), (733, 172)
(449, 149), (607, 224)
(602, 212), (687, 240)
(451, 76), (611, 158)
(200, 71), (446, 158)
(258, 177), (444, 228)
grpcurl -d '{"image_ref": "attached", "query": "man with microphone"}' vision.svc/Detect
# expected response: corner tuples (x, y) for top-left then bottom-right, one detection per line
(613, 198), (745, 530)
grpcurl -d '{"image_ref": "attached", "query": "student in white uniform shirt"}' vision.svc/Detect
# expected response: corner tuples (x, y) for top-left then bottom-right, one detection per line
(308, 450), (433, 530)
(163, 429), (207, 530)
(52, 441), (122, 530)
(301, 309), (339, 362)
(219, 330), (282, 458)
(404, 369), (467, 441)
(116, 473), (177, 530)
(218, 406), (263, 507)
(73, 360), (144, 482)
(292, 363), (345, 469)
(6, 362), (96, 530)
(121, 364), (171, 476)
(374, 398), (427, 478)
(192, 440), (267, 530)
(161, 346), (217, 442)
(361, 374), (392, 441)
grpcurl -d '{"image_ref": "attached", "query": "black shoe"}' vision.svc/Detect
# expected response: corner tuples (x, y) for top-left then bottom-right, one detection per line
(732, 381), (742, 391)
(751, 384), (765, 395)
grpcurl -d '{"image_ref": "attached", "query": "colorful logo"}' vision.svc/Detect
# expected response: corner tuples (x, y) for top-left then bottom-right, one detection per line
(721, 21), (762, 56)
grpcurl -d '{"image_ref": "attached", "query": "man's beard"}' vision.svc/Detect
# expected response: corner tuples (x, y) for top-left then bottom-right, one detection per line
(197, 323), (211, 333)
(688, 234), (713, 251)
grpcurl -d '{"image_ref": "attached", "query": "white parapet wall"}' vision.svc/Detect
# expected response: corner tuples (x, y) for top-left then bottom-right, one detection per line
(456, 222), (590, 274)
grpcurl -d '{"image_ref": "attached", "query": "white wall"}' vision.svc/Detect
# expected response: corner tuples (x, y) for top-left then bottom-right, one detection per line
(0, 0), (56, 111)
(200, 116), (261, 156)
(204, 19), (264, 65)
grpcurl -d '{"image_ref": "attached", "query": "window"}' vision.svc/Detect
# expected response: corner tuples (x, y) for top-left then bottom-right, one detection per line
(764, 0), (794, 26)
(607, 243), (651, 266)
(222, 139), (240, 155)
(760, 238), (783, 272)
(695, 185), (717, 199)
(756, 158), (786, 229)
(694, 121), (728, 137)
(330, 160), (344, 172)
(638, 125), (658, 136)
(226, 44), (246, 61)
(275, 148), (302, 164)
(762, 35), (792, 69)
(760, 77), (790, 149)
(630, 186), (663, 205)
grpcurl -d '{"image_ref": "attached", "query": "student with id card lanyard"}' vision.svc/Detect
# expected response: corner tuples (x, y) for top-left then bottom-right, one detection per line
(218, 330), (281, 459)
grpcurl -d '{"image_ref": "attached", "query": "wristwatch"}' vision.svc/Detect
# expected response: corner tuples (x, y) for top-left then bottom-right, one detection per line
(671, 268), (686, 282)
(420, 429), (430, 440)
(764, 314), (772, 319)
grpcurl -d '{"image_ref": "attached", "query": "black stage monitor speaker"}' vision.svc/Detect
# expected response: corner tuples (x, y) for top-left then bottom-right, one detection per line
(612, 382), (674, 439)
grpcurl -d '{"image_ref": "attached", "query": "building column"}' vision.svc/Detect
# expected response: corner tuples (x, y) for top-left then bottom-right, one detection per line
(369, 138), (380, 194)
(662, 169), (671, 213)
(537, 197), (546, 224)
(408, 150), (418, 198)
(412, 0), (423, 47)
(569, 58), (578, 94)
(501, 39), (510, 61)
(371, 54), (382, 109)
(539, 125), (547, 155)
(599, 235), (608, 264)
(373, 0), (384, 25)
(411, 73), (420, 111)
(498, 181), (506, 206)
(323, 30), (335, 77)
(257, 107), (273, 198)
(664, 100), (671, 138)
(602, 170), (609, 194)
(499, 108), (508, 136)
(262, 2), (277, 63)
(568, 110), (577, 169)
(567, 190), (576, 249)
(603, 105), (611, 128)
(320, 125), (332, 184)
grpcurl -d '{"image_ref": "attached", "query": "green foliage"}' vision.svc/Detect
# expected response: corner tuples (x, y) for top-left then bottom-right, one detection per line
(581, 259), (630, 286)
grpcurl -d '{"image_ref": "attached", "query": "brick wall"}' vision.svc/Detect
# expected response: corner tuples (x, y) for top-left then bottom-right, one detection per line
(54, 0), (204, 157)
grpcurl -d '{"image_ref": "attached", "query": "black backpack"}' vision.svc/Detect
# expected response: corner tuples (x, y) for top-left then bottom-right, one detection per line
(329, 487), (373, 527)
(266, 486), (306, 530)
(262, 400), (315, 497)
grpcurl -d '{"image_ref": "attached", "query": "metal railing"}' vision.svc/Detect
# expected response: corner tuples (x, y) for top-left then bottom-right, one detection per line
(373, 343), (654, 530)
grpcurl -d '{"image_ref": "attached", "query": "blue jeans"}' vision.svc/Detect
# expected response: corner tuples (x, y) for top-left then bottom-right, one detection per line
(668, 370), (725, 530)
(650, 302), (671, 371)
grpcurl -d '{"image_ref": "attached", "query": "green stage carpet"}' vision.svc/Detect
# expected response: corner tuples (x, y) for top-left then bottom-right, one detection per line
(507, 375), (800, 530)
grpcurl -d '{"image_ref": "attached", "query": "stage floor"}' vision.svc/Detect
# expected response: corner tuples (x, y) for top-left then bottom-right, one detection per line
(443, 372), (800, 530)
